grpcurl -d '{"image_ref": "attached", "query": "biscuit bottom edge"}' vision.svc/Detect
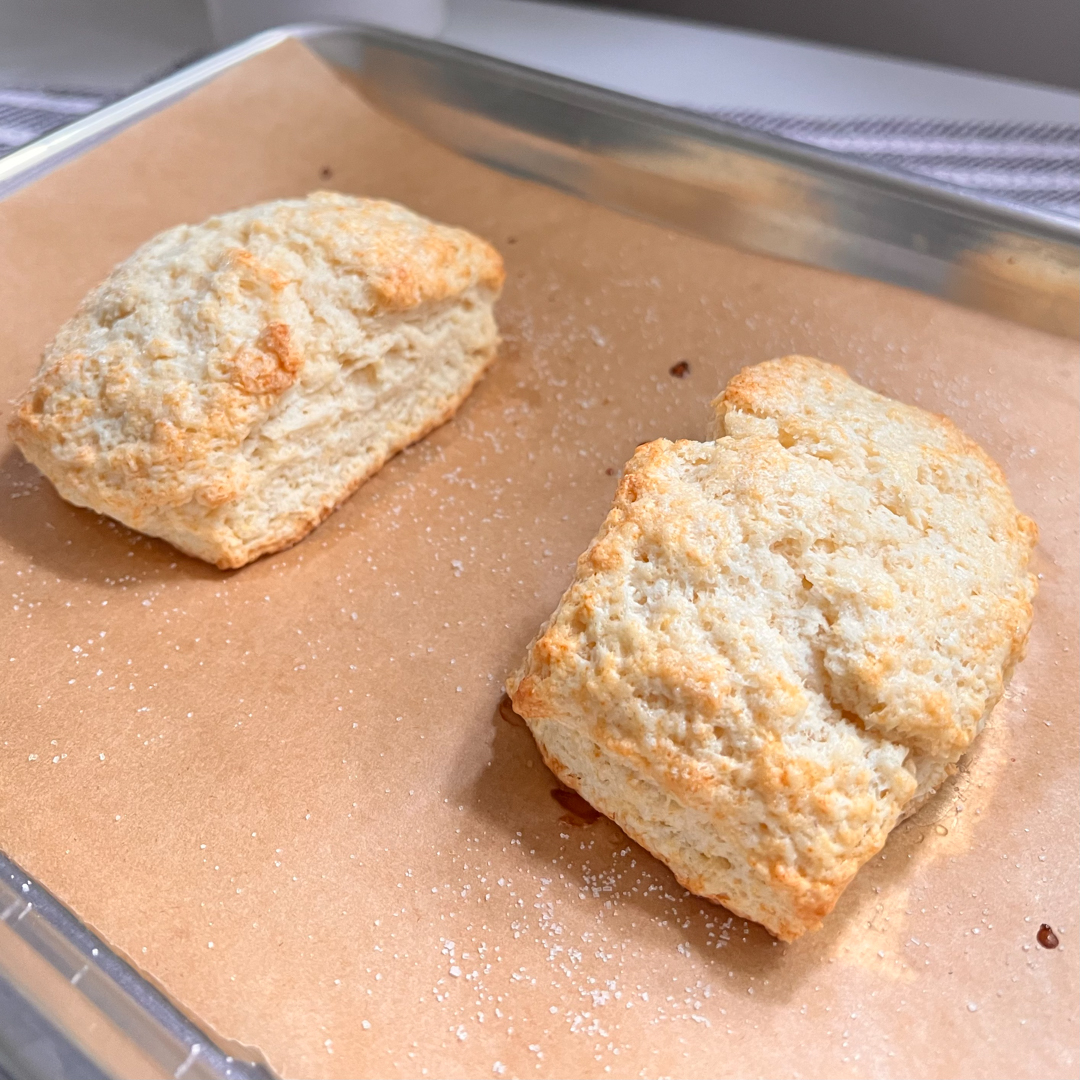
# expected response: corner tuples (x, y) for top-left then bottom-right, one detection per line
(524, 714), (835, 942)
(199, 337), (501, 570)
(13, 337), (500, 572)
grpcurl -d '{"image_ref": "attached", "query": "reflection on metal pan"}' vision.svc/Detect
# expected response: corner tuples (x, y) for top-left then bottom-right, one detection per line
(1, 24), (1077, 338)
(318, 27), (1079, 339)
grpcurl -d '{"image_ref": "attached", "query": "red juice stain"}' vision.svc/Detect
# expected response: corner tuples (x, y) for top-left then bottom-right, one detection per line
(497, 694), (528, 729)
(1037, 924), (1059, 949)
(551, 788), (601, 826)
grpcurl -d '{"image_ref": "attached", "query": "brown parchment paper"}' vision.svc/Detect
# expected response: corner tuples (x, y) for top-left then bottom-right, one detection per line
(0, 40), (1076, 1080)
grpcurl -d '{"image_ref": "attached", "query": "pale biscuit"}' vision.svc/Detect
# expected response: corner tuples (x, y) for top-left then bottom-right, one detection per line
(10, 192), (503, 568)
(508, 356), (1037, 941)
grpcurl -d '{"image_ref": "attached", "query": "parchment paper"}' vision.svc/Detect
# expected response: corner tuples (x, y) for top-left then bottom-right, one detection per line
(0, 40), (1076, 1080)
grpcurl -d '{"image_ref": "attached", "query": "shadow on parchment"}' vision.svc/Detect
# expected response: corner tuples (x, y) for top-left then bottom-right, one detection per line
(0, 445), (221, 582)
(466, 693), (973, 1006)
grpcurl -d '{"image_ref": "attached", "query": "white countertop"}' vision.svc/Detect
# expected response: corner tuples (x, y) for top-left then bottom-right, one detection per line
(2, 0), (1077, 123)
(440, 0), (1080, 121)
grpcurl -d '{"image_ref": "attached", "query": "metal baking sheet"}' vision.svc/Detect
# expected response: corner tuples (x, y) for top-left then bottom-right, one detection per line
(0, 852), (274, 1080)
(0, 23), (1075, 1080)
(2, 24), (1076, 339)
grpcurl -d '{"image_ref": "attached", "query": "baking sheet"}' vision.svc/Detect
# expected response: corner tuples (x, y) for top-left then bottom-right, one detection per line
(0, 39), (1075, 1080)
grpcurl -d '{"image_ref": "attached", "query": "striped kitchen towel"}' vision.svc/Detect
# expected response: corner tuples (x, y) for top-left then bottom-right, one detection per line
(707, 112), (1079, 218)
(0, 87), (113, 155)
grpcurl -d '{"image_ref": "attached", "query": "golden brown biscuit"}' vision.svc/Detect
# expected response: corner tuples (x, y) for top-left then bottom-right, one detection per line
(10, 192), (503, 568)
(508, 356), (1037, 941)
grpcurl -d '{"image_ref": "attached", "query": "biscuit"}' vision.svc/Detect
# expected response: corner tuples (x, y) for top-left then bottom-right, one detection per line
(9, 192), (503, 568)
(508, 356), (1037, 941)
